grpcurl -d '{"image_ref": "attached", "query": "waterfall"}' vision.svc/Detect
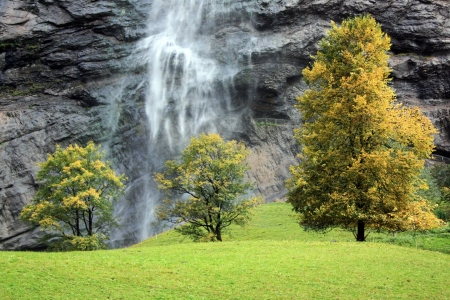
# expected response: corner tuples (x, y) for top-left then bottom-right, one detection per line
(110, 0), (258, 246)
(137, 0), (253, 149)
(139, 1), (217, 149)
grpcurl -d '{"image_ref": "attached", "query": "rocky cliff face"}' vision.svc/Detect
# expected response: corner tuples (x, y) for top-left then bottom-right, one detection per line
(0, 0), (150, 249)
(1, 0), (449, 249)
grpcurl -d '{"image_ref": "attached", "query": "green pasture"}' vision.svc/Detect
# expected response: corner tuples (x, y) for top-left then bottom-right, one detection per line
(1, 203), (448, 299)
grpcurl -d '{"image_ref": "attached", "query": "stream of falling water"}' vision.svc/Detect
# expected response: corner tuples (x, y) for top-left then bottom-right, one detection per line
(110, 0), (257, 246)
(138, 0), (256, 149)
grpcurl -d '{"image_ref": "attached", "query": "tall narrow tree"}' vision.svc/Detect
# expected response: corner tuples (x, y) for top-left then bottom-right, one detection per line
(287, 15), (441, 241)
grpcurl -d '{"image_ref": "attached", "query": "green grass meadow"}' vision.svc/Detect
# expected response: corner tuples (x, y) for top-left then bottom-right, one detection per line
(1, 203), (449, 299)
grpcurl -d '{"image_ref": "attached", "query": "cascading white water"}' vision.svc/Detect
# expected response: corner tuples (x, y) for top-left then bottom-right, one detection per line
(111, 0), (259, 246)
(138, 0), (231, 149)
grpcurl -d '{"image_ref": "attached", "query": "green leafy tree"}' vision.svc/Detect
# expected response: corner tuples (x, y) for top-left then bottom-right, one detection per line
(287, 15), (441, 241)
(418, 168), (442, 204)
(430, 163), (450, 221)
(20, 141), (126, 250)
(155, 133), (263, 242)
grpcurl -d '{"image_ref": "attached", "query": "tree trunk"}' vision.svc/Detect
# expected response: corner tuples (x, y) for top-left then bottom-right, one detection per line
(75, 210), (81, 236)
(88, 209), (93, 236)
(216, 228), (222, 242)
(356, 220), (365, 242)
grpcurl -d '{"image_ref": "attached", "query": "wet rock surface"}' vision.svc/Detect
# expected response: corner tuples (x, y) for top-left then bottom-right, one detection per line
(0, 0), (150, 248)
(1, 0), (449, 248)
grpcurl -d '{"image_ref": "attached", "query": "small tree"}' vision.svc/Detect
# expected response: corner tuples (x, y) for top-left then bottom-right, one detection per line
(20, 141), (126, 250)
(430, 163), (450, 221)
(287, 15), (442, 241)
(155, 133), (262, 242)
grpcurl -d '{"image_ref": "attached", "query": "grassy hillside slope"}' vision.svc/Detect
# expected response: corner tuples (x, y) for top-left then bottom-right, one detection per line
(1, 203), (448, 299)
(137, 202), (450, 254)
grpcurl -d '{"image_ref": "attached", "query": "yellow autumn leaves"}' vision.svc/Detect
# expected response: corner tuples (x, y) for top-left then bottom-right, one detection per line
(20, 141), (126, 250)
(287, 15), (442, 240)
(155, 133), (263, 242)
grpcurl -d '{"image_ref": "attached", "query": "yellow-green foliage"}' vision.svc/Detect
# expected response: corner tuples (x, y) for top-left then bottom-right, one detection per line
(288, 15), (442, 241)
(20, 141), (126, 250)
(155, 133), (263, 242)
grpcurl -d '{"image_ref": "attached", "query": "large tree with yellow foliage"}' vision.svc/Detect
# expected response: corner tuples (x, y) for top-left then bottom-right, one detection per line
(155, 133), (262, 242)
(287, 15), (442, 241)
(20, 142), (126, 250)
